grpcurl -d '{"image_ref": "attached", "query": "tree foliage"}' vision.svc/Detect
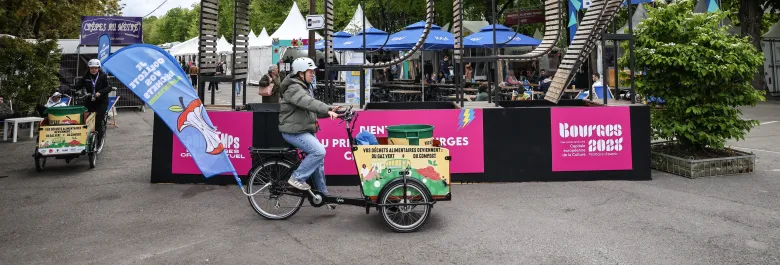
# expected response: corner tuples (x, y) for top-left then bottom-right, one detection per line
(143, 0), (541, 45)
(621, 0), (765, 150)
(0, 0), (123, 39)
(0, 37), (61, 114)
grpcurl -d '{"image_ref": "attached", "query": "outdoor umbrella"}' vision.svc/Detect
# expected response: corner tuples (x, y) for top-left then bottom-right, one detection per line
(339, 27), (389, 51)
(369, 21), (463, 50)
(464, 24), (541, 48)
(305, 31), (353, 50)
(366, 21), (482, 101)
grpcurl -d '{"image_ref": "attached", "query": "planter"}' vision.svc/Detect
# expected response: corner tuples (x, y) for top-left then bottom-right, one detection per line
(651, 141), (756, 178)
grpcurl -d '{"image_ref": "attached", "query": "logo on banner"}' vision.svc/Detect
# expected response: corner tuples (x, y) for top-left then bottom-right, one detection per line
(458, 108), (475, 130)
(550, 107), (633, 172)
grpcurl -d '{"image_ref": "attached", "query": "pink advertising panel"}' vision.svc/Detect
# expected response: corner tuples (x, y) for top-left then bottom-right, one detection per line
(550, 106), (633, 172)
(172, 111), (253, 175)
(317, 109), (484, 175)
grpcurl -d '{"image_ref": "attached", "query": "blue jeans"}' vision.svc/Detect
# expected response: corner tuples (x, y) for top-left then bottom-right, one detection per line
(235, 82), (242, 94)
(282, 132), (328, 195)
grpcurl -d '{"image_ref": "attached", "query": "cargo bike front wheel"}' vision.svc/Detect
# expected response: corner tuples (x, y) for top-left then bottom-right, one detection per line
(378, 178), (433, 233)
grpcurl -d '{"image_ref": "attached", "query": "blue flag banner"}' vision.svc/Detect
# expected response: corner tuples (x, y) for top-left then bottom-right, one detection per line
(101, 44), (243, 188)
(707, 0), (720, 12)
(98, 34), (111, 68)
(568, 0), (579, 43)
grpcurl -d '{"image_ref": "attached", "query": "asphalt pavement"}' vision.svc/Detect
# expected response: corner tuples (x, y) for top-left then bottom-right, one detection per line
(1, 102), (779, 265)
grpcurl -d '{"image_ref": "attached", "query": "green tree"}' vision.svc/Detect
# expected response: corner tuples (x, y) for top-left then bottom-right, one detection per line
(0, 0), (123, 39)
(0, 37), (61, 114)
(621, 0), (764, 151)
(142, 16), (159, 44)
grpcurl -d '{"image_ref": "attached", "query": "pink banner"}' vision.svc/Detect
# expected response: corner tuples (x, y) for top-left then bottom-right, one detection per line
(172, 111), (253, 175)
(550, 106), (633, 171)
(318, 109), (484, 175)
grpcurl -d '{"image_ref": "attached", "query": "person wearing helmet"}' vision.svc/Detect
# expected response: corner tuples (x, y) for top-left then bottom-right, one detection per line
(279, 57), (339, 198)
(72, 59), (111, 137)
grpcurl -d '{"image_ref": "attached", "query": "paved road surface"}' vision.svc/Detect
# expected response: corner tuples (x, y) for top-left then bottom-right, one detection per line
(1, 102), (779, 264)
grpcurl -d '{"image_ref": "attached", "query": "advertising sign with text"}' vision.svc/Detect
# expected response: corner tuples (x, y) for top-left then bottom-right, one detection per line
(550, 107), (633, 171)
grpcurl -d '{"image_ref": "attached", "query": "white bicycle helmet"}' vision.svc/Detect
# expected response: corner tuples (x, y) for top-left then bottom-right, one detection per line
(88, 59), (101, 68)
(291, 57), (317, 74)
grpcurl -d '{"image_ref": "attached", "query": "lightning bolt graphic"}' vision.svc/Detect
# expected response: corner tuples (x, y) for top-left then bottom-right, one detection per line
(458, 109), (475, 130)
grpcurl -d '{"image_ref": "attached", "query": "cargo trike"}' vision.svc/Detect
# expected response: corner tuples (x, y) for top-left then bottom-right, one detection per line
(245, 106), (452, 232)
(32, 104), (104, 171)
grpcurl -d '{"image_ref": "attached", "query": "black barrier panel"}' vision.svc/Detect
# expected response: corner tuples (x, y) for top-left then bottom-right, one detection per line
(455, 105), (652, 183)
(246, 103), (280, 112)
(497, 99), (590, 107)
(150, 105), (652, 185)
(364, 101), (458, 110)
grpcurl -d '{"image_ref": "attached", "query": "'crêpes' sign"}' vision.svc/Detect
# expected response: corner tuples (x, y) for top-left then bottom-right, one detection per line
(550, 106), (633, 171)
(81, 16), (142, 45)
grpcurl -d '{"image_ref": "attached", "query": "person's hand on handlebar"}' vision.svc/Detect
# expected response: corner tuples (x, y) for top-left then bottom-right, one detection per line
(327, 111), (339, 120)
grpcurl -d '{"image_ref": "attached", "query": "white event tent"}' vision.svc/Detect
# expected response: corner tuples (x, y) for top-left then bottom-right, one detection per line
(270, 2), (324, 69)
(258, 28), (272, 46)
(342, 4), (373, 35)
(270, 2), (323, 41)
(249, 28), (274, 85)
(169, 37), (198, 57)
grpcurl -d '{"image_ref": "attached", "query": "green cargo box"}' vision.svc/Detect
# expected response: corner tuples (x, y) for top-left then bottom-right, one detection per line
(45, 106), (87, 125)
(387, 124), (435, 146)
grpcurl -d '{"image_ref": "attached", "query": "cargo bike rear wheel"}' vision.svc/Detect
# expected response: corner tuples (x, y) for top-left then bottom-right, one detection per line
(246, 159), (305, 220)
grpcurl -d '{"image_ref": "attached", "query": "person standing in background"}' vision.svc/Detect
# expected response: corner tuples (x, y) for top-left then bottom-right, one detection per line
(465, 63), (473, 83)
(188, 62), (199, 88)
(440, 55), (451, 82)
(259, 65), (281, 103)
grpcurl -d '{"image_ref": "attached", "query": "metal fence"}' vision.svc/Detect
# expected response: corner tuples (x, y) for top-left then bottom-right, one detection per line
(61, 54), (146, 111)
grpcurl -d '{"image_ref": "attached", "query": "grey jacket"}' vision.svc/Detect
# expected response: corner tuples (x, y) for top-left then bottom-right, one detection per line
(278, 74), (330, 134)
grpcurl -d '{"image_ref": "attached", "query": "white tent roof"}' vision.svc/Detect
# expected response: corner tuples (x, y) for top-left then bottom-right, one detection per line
(270, 2), (323, 41)
(533, 29), (543, 40)
(249, 29), (263, 47)
(217, 35), (233, 53)
(258, 28), (272, 47)
(617, 3), (648, 34)
(169, 37), (199, 56)
(763, 21), (780, 39)
(722, 16), (740, 36)
(342, 4), (374, 35)
(443, 21), (490, 36)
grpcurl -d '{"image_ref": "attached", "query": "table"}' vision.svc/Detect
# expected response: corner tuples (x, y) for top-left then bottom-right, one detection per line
(3, 117), (44, 143)
(389, 90), (422, 102)
(446, 94), (476, 101)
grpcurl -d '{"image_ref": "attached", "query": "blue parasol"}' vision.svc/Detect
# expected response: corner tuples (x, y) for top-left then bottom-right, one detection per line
(338, 27), (389, 51)
(368, 21), (485, 50)
(464, 24), (541, 48)
(314, 31), (353, 50)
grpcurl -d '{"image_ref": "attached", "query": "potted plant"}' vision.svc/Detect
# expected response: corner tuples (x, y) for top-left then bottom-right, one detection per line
(621, 0), (765, 178)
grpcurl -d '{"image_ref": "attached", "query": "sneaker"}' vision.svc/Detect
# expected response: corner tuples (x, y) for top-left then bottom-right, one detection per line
(326, 204), (336, 210)
(287, 177), (311, 190)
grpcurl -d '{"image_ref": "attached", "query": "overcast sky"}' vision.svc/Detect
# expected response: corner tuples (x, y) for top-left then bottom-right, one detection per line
(121, 0), (199, 18)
